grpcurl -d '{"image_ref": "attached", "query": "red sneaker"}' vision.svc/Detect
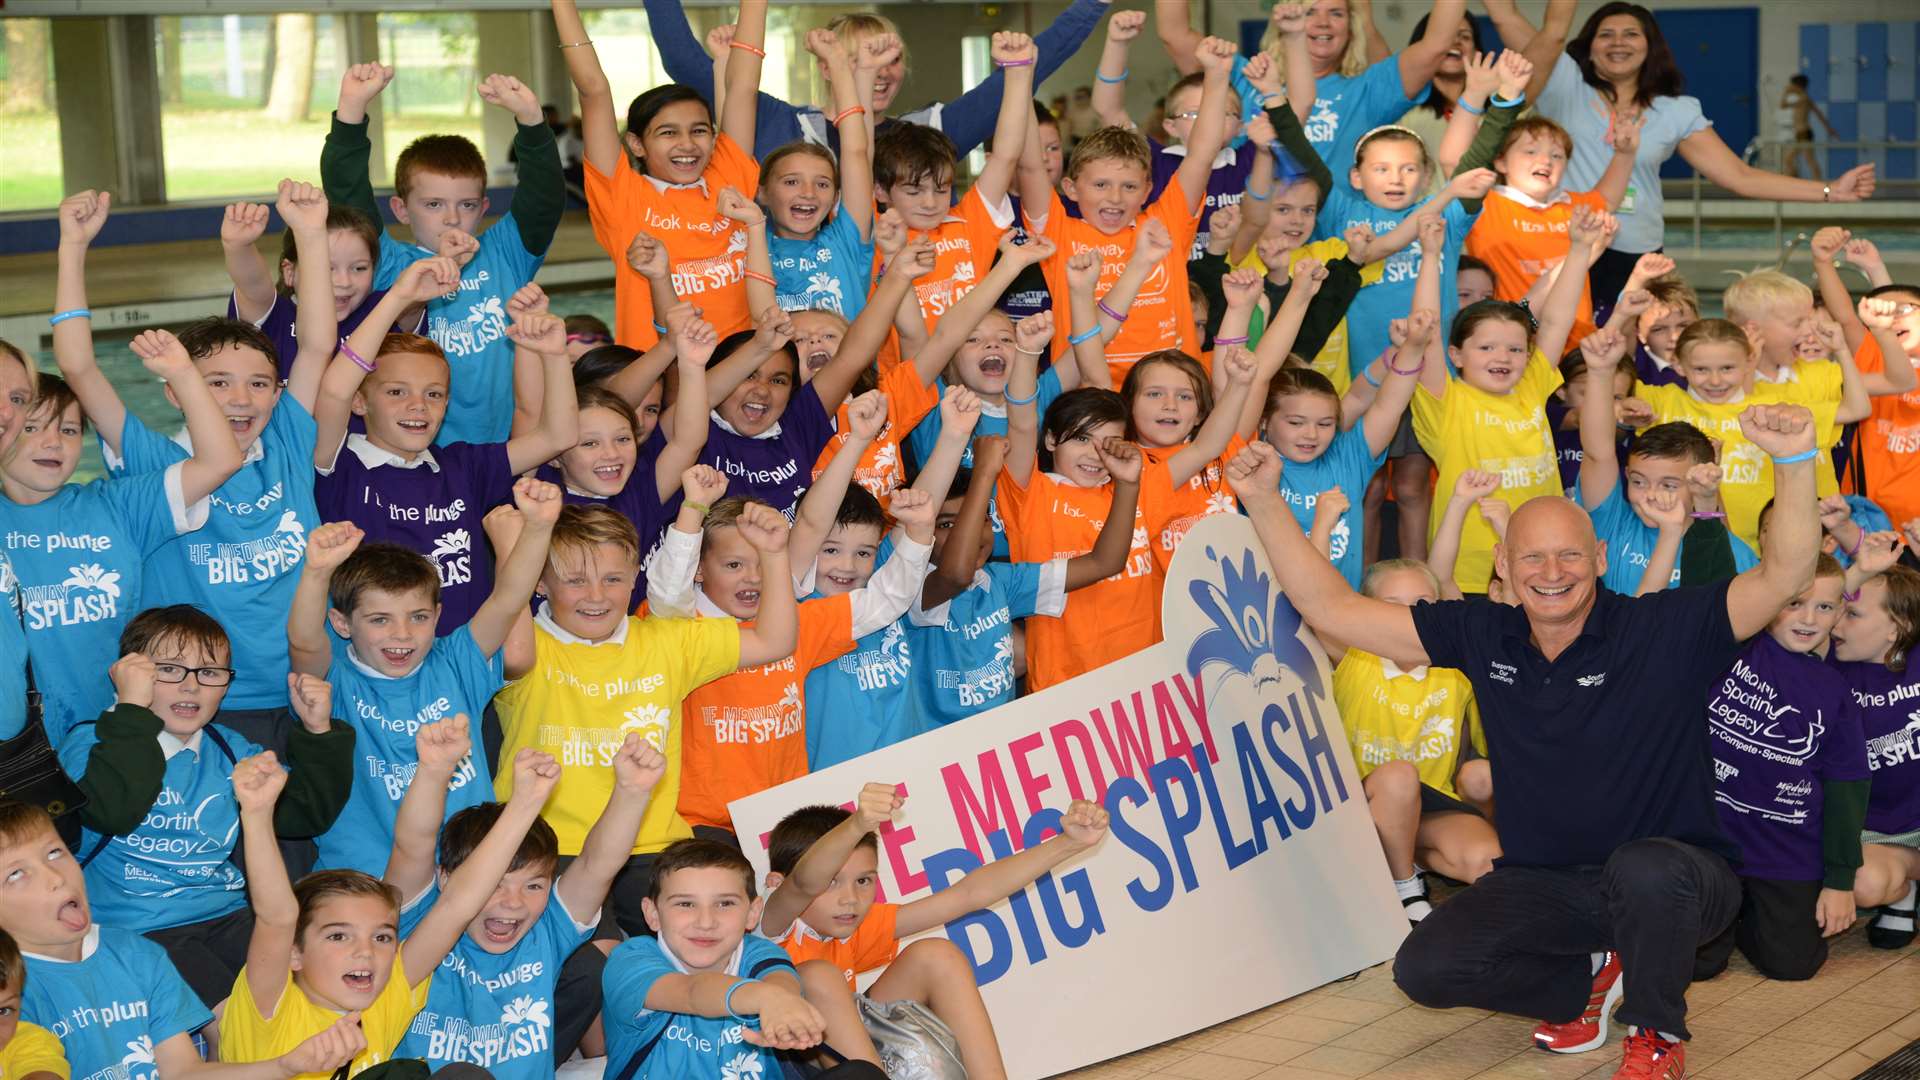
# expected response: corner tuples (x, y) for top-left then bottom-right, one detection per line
(1612, 1029), (1685, 1079)
(1533, 951), (1624, 1054)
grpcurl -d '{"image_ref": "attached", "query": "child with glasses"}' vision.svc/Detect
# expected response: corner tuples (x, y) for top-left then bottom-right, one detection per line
(53, 606), (354, 1018)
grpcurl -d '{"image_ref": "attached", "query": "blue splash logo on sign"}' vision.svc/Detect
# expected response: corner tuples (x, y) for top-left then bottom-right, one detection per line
(1185, 545), (1321, 698)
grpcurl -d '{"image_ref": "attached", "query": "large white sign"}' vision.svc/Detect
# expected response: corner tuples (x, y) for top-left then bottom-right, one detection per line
(729, 513), (1408, 1078)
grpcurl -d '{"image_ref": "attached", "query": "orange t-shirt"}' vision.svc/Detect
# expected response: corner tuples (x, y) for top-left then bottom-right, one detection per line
(1030, 180), (1202, 383)
(678, 596), (856, 830)
(775, 902), (901, 990)
(996, 464), (1171, 691)
(1849, 335), (1920, 528)
(811, 363), (942, 500)
(905, 187), (1014, 336)
(1464, 187), (1610, 348)
(1142, 435), (1246, 576)
(583, 135), (760, 349)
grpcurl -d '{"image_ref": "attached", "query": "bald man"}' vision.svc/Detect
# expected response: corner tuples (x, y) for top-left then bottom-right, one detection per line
(1230, 403), (1822, 1080)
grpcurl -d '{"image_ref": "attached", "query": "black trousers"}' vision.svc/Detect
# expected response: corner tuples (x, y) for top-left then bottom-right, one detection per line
(1393, 838), (1740, 1040)
(1589, 245), (1658, 314)
(1694, 876), (1828, 982)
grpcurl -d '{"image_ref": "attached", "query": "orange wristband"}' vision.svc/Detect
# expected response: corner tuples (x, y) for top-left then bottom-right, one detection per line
(729, 40), (766, 58)
(832, 105), (867, 125)
(743, 270), (777, 286)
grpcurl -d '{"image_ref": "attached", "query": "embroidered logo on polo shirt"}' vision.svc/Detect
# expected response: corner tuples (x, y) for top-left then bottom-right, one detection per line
(1488, 661), (1516, 685)
(1576, 673), (1606, 687)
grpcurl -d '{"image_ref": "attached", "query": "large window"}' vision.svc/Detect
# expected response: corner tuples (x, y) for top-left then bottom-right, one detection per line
(0, 18), (63, 212)
(156, 14), (347, 200)
(372, 12), (482, 185)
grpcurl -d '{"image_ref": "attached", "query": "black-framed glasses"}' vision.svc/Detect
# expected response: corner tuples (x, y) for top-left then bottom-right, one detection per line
(153, 663), (236, 687)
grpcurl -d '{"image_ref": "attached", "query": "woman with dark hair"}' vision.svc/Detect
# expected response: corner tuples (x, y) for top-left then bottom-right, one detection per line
(1394, 11), (1491, 186)
(1482, 0), (1876, 301)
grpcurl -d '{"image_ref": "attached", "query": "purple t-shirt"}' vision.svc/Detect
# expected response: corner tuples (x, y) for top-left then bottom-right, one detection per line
(315, 437), (517, 634)
(228, 290), (399, 383)
(1709, 634), (1870, 881)
(1634, 344), (1687, 390)
(1149, 140), (1256, 262)
(536, 429), (680, 610)
(1836, 658), (1920, 834)
(700, 381), (835, 517)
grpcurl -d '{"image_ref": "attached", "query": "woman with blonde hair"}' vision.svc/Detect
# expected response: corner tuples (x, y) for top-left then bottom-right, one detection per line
(638, 0), (1110, 159)
(1155, 0), (1469, 174)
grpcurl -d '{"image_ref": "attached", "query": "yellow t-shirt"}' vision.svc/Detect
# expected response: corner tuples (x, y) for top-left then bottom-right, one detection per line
(221, 953), (430, 1080)
(1332, 649), (1484, 799)
(1753, 358), (1845, 495)
(0, 1021), (70, 1080)
(1236, 238), (1385, 396)
(1637, 379), (1840, 549)
(495, 612), (741, 855)
(1413, 349), (1564, 592)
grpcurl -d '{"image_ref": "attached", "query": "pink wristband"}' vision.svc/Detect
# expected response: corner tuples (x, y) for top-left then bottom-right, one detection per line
(338, 337), (374, 373)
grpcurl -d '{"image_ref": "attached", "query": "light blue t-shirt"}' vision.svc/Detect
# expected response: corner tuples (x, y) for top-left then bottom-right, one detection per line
(770, 204), (875, 324)
(602, 934), (797, 1080)
(1, 471), (194, 742)
(906, 367), (1065, 560)
(1276, 425), (1387, 588)
(314, 627), (502, 875)
(1586, 483), (1761, 593)
(0, 548), (29, 740)
(22, 926), (212, 1080)
(1536, 57), (1709, 255)
(375, 215), (544, 445)
(806, 616), (919, 770)
(908, 560), (1060, 728)
(109, 399), (320, 711)
(1317, 186), (1471, 378)
(60, 721), (256, 933)
(396, 880), (596, 1079)
(1303, 56), (1424, 177)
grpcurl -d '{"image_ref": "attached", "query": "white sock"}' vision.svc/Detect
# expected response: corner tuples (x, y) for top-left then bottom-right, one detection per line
(1877, 882), (1918, 929)
(1591, 951), (1607, 976)
(1394, 874), (1427, 900)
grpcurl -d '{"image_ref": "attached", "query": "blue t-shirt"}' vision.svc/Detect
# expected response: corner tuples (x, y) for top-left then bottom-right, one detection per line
(22, 927), (212, 1080)
(905, 368), (1065, 559)
(0, 549), (24, 740)
(1318, 187), (1471, 377)
(314, 627), (502, 874)
(108, 400), (321, 710)
(0, 471), (188, 742)
(1277, 426), (1386, 587)
(1302, 56), (1424, 177)
(60, 722), (257, 933)
(701, 382), (837, 517)
(1587, 484), (1759, 594)
(806, 615), (919, 770)
(908, 561), (1055, 728)
(769, 205), (874, 324)
(396, 881), (596, 1079)
(375, 217), (545, 445)
(602, 935), (796, 1080)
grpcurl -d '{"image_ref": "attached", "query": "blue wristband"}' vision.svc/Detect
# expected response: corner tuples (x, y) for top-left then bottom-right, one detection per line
(49, 308), (91, 326)
(652, 321), (668, 335)
(1067, 326), (1101, 346)
(1004, 387), (1040, 406)
(1361, 366), (1383, 388)
(1491, 92), (1526, 109)
(1096, 68), (1128, 84)
(1246, 188), (1271, 201)
(724, 977), (758, 1024)
(1771, 449), (1818, 466)
(1456, 99), (1484, 117)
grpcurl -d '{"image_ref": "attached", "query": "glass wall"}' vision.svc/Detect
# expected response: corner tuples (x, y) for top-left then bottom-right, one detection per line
(156, 14), (348, 200)
(374, 11), (482, 181)
(0, 18), (62, 211)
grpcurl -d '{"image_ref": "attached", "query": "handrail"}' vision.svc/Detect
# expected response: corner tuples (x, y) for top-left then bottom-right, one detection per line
(1676, 137), (1920, 256)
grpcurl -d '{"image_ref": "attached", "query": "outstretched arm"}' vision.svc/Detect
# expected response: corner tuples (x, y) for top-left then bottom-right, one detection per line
(127, 331), (244, 505)
(52, 192), (128, 452)
(556, 735), (667, 919)
(1398, 0), (1467, 98)
(1233, 442), (1429, 660)
(220, 203), (278, 323)
(279, 181), (343, 413)
(1092, 12), (1144, 128)
(897, 800), (1109, 936)
(973, 33), (1038, 209)
(1176, 38), (1238, 216)
(1574, 329), (1630, 509)
(1726, 405), (1820, 640)
(1154, 0), (1205, 76)
(287, 522), (364, 677)
(382, 716), (474, 898)
(763, 784), (902, 938)
(469, 479), (562, 658)
(552, 0), (625, 177)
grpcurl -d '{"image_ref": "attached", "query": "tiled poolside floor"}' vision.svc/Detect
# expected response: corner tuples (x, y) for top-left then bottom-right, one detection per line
(1057, 925), (1920, 1079)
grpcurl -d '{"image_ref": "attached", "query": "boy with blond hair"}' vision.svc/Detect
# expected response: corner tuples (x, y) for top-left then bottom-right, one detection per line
(321, 63), (564, 444)
(1019, 35), (1238, 377)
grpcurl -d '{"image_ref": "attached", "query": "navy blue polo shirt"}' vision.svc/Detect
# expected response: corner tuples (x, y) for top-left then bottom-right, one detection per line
(1409, 581), (1741, 869)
